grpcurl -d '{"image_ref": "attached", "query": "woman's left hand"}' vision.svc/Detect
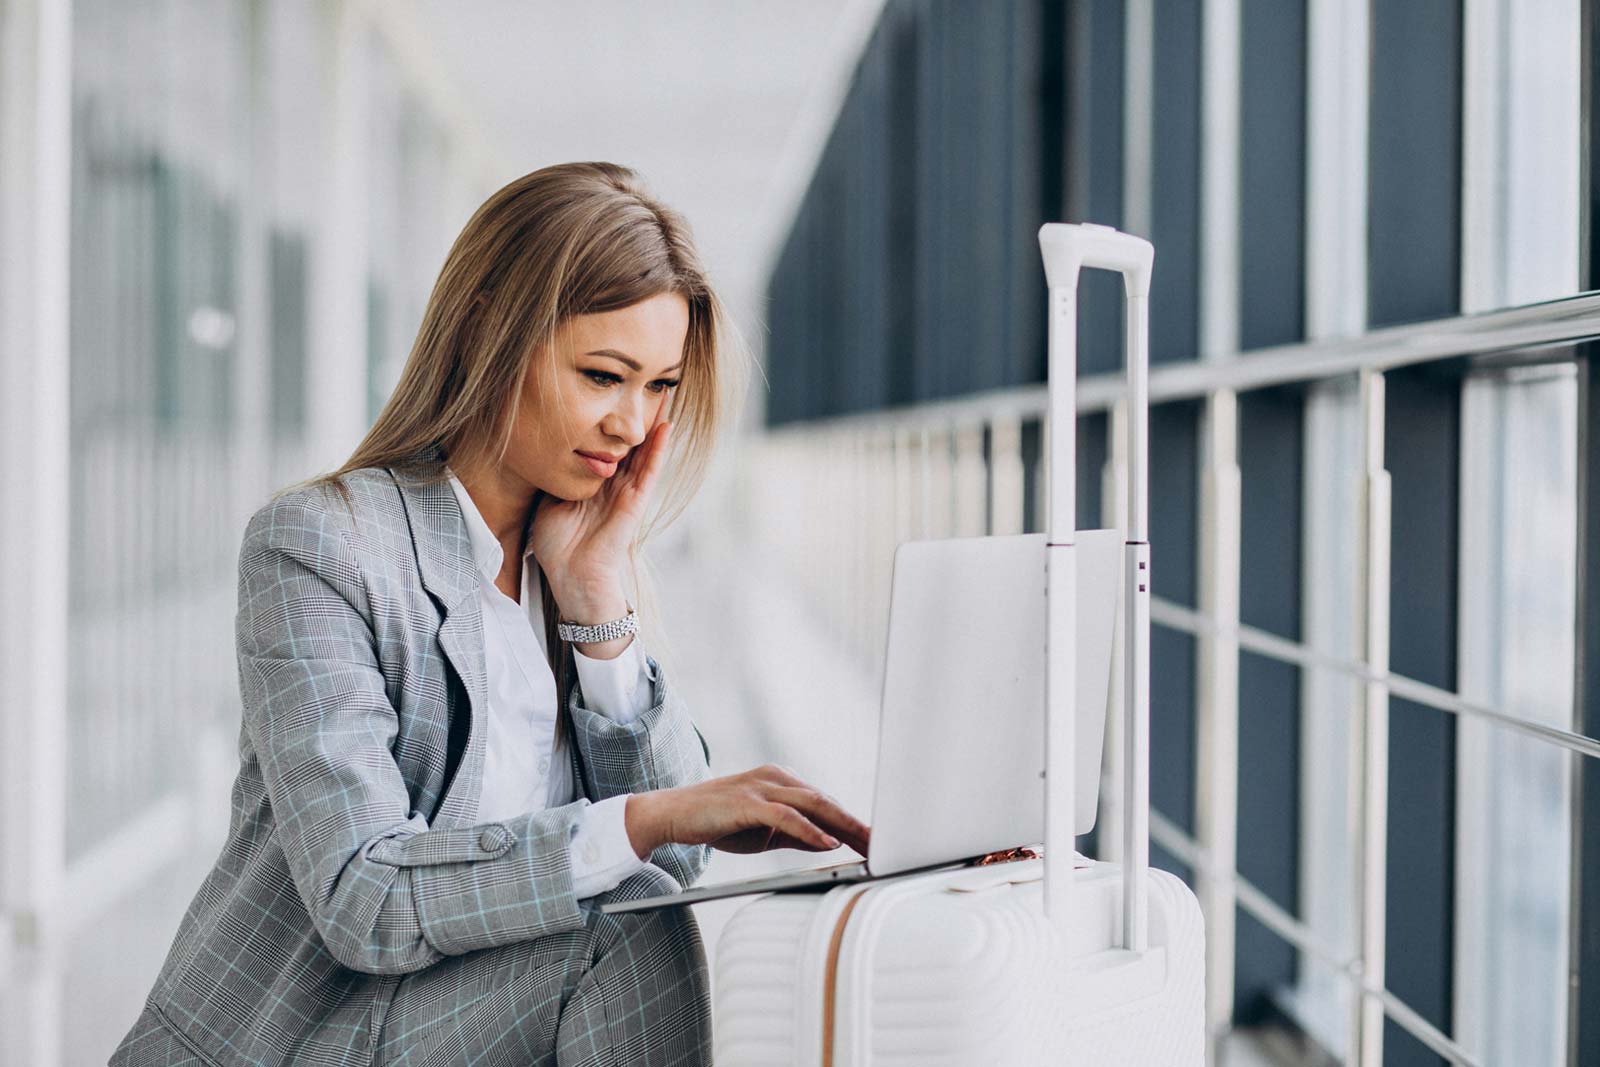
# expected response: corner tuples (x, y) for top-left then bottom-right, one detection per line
(528, 420), (673, 605)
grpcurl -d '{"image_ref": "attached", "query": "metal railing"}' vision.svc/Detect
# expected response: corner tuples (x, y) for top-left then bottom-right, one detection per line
(747, 290), (1600, 1067)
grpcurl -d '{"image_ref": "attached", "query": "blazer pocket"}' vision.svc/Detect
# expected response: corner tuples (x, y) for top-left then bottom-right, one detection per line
(365, 819), (518, 867)
(116, 1003), (226, 1067)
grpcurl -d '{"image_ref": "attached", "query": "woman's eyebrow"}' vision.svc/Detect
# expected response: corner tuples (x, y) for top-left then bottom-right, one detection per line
(585, 348), (683, 374)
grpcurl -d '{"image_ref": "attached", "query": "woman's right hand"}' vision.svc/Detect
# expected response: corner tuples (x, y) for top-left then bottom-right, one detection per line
(624, 764), (871, 860)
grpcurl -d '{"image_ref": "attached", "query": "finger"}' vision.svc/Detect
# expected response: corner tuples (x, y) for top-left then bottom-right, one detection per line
(603, 424), (667, 527)
(753, 770), (862, 838)
(614, 421), (658, 479)
(767, 786), (870, 856)
(707, 825), (814, 855)
(767, 785), (867, 841)
(757, 763), (806, 787)
(762, 802), (839, 851)
(635, 421), (671, 498)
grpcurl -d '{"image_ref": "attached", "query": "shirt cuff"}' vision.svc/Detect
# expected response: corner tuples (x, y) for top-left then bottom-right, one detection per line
(571, 636), (653, 724)
(569, 793), (650, 900)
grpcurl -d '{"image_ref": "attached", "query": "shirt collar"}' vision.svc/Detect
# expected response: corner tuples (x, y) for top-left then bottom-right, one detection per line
(444, 466), (537, 584)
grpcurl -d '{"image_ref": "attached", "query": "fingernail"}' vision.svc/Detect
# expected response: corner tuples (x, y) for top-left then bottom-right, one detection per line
(825, 835), (840, 848)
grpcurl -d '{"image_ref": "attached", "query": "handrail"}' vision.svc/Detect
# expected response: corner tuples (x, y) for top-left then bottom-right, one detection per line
(1148, 598), (1600, 761)
(768, 289), (1600, 436)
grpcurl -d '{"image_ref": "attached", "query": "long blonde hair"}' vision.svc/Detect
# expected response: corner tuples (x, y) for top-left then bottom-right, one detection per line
(281, 161), (750, 745)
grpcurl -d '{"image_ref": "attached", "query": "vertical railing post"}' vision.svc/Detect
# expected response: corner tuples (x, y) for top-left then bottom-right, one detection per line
(918, 425), (933, 540)
(1197, 388), (1242, 1058)
(954, 421), (987, 537)
(1353, 367), (1393, 1067)
(990, 414), (1025, 537)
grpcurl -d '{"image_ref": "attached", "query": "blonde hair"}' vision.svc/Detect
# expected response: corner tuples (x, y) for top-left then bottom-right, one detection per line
(281, 161), (751, 742)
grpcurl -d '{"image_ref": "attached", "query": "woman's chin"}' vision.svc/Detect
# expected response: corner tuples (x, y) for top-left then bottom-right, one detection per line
(546, 479), (603, 504)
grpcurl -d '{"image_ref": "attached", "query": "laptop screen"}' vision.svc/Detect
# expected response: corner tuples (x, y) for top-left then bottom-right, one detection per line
(866, 530), (1123, 876)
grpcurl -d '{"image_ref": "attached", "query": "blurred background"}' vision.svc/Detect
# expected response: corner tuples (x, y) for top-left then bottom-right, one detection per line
(1, 1), (1597, 1065)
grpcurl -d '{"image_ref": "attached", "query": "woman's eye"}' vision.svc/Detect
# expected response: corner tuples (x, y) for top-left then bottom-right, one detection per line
(586, 369), (680, 393)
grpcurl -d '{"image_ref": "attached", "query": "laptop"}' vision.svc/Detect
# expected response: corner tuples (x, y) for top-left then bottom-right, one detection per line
(600, 529), (1123, 915)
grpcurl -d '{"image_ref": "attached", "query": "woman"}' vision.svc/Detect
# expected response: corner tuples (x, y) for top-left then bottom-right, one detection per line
(110, 162), (870, 1067)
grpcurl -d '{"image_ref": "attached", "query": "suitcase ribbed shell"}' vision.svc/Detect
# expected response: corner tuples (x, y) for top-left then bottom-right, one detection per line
(713, 859), (1204, 1067)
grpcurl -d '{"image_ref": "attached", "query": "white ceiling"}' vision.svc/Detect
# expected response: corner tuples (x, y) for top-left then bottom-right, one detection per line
(405, 0), (885, 396)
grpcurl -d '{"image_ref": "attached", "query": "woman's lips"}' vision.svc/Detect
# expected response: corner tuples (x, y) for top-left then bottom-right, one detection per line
(577, 452), (619, 478)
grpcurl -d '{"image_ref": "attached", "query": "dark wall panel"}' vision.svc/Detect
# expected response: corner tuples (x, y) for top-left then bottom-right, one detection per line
(1076, 411), (1108, 532)
(766, 0), (1075, 426)
(1368, 0), (1462, 328)
(885, 1), (920, 409)
(765, 235), (794, 424)
(1070, 0), (1127, 377)
(842, 35), (891, 416)
(1239, 0), (1307, 349)
(1384, 365), (1461, 1067)
(1147, 0), (1202, 365)
(1009, 0), (1063, 385)
(1150, 400), (1201, 852)
(1235, 388), (1305, 1019)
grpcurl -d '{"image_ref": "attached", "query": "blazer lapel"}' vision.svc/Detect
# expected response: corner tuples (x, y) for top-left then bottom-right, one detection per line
(388, 446), (488, 826)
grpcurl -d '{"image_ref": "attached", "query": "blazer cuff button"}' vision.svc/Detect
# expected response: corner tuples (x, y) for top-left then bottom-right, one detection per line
(478, 826), (511, 853)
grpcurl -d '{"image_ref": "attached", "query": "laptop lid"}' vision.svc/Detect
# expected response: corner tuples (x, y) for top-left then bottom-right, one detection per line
(866, 530), (1122, 876)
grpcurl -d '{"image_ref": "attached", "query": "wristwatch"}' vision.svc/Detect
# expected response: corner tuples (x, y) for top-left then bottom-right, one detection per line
(557, 603), (638, 644)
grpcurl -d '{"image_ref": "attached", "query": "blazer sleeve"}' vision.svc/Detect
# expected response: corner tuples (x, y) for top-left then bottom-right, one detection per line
(567, 647), (714, 890)
(236, 495), (590, 976)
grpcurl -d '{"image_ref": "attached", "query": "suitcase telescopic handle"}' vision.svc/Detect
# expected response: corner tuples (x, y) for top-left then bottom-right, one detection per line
(1037, 223), (1153, 953)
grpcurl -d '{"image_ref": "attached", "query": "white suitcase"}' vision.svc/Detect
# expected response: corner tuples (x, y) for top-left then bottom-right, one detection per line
(711, 223), (1205, 1066)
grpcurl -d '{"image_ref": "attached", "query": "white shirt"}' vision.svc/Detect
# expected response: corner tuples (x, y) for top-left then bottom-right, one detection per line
(445, 469), (650, 899)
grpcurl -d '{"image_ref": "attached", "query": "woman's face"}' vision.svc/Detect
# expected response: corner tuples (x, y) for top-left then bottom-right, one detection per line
(513, 290), (689, 503)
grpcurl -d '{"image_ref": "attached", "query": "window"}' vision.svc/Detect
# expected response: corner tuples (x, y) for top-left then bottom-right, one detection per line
(1455, 361), (1578, 1067)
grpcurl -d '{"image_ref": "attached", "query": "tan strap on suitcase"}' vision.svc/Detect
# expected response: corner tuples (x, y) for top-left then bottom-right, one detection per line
(821, 891), (866, 1067)
(820, 849), (1039, 1064)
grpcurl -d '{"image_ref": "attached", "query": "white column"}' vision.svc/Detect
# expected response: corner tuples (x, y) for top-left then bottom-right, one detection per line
(1122, 0), (1154, 240)
(0, 0), (73, 1063)
(1460, 0), (1580, 312)
(1196, 1), (1242, 1057)
(1305, 0), (1368, 340)
(235, 0), (274, 510)
(1199, 0), (1240, 362)
(1305, 2), (1374, 1059)
(306, 0), (371, 469)
(1196, 389), (1241, 1062)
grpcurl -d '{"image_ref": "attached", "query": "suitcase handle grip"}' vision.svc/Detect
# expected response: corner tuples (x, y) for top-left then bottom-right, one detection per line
(1037, 222), (1152, 953)
(1039, 222), (1154, 297)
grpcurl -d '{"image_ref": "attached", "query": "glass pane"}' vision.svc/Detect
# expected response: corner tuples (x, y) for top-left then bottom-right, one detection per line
(1455, 362), (1577, 1067)
(67, 0), (249, 860)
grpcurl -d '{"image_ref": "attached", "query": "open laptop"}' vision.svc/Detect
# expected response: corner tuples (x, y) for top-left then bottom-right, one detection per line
(600, 530), (1123, 915)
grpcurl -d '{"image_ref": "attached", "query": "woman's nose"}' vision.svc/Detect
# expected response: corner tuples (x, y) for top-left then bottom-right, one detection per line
(603, 391), (651, 447)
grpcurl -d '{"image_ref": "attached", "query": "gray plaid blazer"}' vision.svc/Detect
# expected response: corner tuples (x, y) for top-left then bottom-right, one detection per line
(109, 448), (712, 1066)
